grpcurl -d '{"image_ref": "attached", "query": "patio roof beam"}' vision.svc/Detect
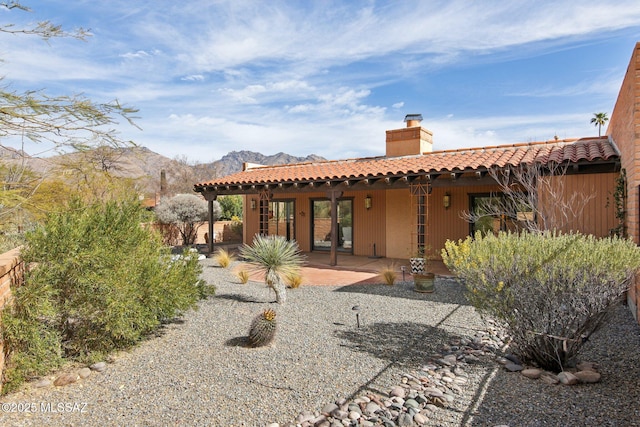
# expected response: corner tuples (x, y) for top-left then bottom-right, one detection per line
(195, 161), (617, 196)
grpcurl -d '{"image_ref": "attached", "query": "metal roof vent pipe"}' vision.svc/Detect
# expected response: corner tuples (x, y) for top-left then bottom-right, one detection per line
(404, 114), (423, 128)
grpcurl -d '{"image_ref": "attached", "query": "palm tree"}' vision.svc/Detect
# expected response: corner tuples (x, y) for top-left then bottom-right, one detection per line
(239, 235), (305, 304)
(591, 112), (609, 137)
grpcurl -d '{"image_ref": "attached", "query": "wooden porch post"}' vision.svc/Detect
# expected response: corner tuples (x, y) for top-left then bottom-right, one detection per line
(201, 191), (217, 256)
(208, 200), (215, 255)
(328, 190), (343, 266)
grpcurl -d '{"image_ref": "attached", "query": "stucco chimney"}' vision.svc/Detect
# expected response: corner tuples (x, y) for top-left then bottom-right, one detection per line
(385, 114), (433, 157)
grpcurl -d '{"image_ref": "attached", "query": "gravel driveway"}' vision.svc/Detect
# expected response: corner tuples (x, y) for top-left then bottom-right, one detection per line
(0, 258), (639, 426)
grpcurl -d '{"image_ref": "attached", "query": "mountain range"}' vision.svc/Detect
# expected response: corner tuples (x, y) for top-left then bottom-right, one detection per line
(0, 145), (326, 196)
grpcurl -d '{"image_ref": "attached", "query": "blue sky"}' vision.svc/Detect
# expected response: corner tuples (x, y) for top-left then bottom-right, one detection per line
(2, 1), (640, 162)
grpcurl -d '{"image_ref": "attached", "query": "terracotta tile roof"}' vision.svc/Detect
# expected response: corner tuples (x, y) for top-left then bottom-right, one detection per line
(195, 137), (619, 188)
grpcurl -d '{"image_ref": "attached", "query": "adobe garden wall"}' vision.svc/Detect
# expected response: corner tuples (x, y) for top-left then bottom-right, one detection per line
(0, 248), (24, 379)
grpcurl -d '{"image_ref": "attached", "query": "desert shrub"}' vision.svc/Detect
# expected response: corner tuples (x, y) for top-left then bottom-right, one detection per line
(0, 277), (62, 393)
(442, 231), (640, 372)
(240, 235), (305, 304)
(284, 271), (303, 288)
(154, 222), (180, 246)
(230, 216), (243, 236)
(378, 264), (397, 285)
(1, 198), (211, 393)
(155, 194), (219, 246)
(237, 270), (250, 284)
(213, 248), (235, 268)
(0, 231), (27, 254)
(218, 195), (243, 220)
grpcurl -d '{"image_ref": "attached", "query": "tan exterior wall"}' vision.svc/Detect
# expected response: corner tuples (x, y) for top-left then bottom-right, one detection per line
(429, 184), (501, 258)
(243, 195), (261, 244)
(607, 42), (640, 324)
(609, 42), (640, 243)
(385, 189), (412, 258)
(352, 189), (386, 257)
(541, 173), (617, 236)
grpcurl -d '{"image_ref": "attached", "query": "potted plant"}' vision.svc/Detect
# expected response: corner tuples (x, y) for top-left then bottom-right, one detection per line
(410, 246), (435, 293)
(409, 246), (427, 274)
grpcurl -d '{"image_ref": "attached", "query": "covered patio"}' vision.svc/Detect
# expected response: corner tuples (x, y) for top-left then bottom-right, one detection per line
(229, 249), (453, 286)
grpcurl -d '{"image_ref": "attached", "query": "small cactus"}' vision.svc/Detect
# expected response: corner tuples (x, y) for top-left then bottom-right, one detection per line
(248, 308), (277, 347)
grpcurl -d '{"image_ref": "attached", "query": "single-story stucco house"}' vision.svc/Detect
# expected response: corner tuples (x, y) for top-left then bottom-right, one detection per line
(195, 42), (640, 323)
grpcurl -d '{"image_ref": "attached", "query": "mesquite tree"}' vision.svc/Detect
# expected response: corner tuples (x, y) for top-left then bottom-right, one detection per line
(0, 2), (138, 229)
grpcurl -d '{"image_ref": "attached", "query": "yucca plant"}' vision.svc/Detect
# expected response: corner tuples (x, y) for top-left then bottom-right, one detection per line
(248, 308), (278, 347)
(237, 269), (250, 284)
(213, 248), (235, 268)
(239, 235), (305, 304)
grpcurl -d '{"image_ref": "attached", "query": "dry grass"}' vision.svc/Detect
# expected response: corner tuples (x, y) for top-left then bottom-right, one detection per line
(236, 270), (250, 284)
(213, 248), (235, 268)
(284, 271), (303, 288)
(378, 264), (398, 286)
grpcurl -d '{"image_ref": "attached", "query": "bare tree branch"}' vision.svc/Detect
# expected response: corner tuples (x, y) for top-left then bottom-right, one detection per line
(461, 162), (595, 233)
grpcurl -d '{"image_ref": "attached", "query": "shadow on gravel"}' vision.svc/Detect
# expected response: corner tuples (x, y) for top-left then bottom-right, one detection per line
(335, 320), (475, 400)
(468, 305), (640, 427)
(334, 278), (470, 305)
(215, 293), (266, 303)
(225, 336), (249, 347)
(151, 317), (187, 337)
(335, 321), (457, 367)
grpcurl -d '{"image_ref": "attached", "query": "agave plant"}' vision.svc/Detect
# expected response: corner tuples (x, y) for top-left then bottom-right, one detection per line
(239, 235), (305, 304)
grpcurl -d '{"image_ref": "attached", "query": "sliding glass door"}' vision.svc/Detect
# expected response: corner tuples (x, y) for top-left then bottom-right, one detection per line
(311, 198), (353, 253)
(268, 200), (295, 240)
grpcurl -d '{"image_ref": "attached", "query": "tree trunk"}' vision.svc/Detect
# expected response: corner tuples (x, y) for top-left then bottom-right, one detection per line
(266, 270), (286, 304)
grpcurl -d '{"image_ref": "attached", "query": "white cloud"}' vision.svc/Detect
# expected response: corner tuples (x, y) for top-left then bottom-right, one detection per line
(1, 0), (637, 163)
(181, 74), (205, 82)
(120, 50), (151, 59)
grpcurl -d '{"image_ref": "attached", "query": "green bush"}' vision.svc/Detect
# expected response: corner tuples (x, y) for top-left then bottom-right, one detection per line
(1, 198), (212, 393)
(0, 232), (26, 254)
(442, 231), (640, 372)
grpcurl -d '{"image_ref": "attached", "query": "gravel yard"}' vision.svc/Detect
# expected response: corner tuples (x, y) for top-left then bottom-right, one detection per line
(0, 257), (639, 426)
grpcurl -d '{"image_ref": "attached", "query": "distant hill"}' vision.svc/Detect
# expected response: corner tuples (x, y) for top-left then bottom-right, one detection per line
(209, 150), (326, 177)
(0, 145), (326, 196)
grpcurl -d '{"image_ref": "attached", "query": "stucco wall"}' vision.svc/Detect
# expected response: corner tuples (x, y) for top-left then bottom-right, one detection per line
(385, 189), (412, 259)
(608, 43), (640, 243)
(607, 42), (640, 324)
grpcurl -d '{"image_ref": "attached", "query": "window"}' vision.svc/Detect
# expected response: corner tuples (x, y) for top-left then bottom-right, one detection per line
(469, 193), (533, 236)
